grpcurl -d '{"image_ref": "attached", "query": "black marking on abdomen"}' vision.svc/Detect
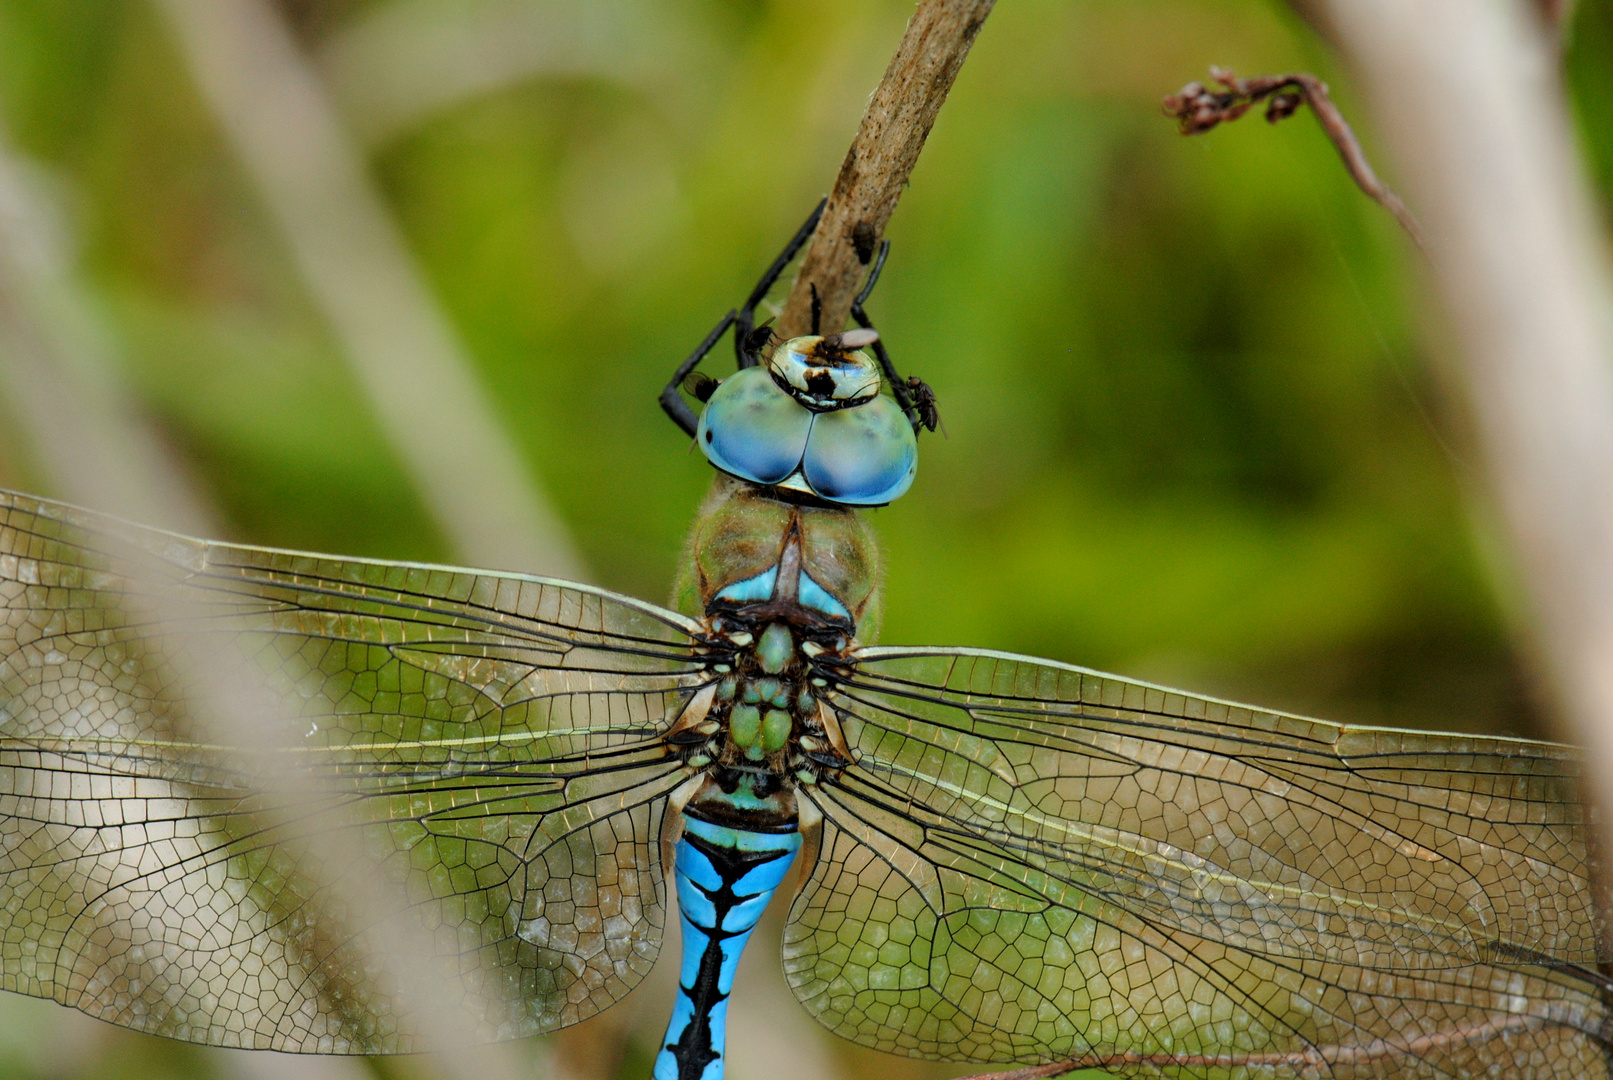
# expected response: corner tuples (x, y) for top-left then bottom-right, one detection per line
(665, 830), (794, 1080)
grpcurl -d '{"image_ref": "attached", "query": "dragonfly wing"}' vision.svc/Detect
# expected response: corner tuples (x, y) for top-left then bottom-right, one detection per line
(0, 490), (706, 1052)
(784, 646), (1609, 1077)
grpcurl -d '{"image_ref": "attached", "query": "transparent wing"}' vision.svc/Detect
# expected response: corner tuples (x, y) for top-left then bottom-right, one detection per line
(0, 490), (707, 1053)
(784, 646), (1610, 1078)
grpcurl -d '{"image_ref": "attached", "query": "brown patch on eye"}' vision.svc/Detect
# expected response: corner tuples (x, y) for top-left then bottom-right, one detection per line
(804, 369), (837, 397)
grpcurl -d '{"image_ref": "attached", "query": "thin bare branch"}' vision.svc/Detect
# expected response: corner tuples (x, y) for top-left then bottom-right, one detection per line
(1163, 66), (1425, 250)
(776, 0), (996, 339)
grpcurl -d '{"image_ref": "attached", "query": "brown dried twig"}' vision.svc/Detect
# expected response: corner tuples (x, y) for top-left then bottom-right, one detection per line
(1162, 66), (1425, 251)
(776, 0), (997, 339)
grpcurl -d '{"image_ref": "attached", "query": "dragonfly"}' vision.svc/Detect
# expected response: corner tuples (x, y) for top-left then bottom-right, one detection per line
(0, 204), (1608, 1080)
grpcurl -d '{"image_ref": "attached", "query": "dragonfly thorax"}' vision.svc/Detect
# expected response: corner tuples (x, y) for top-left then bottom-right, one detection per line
(667, 613), (853, 818)
(667, 479), (870, 824)
(676, 475), (882, 637)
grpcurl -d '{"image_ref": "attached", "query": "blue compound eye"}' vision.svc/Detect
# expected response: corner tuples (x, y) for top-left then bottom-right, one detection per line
(696, 332), (918, 505)
(768, 333), (882, 411)
(802, 393), (917, 505)
(696, 366), (811, 485)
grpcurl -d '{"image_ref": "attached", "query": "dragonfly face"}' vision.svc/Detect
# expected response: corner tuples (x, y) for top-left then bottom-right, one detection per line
(695, 334), (918, 506)
(767, 332), (884, 408)
(0, 208), (1609, 1080)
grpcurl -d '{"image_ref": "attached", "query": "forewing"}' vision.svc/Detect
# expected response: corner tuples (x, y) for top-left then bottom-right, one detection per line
(0, 490), (707, 1052)
(784, 646), (1608, 1078)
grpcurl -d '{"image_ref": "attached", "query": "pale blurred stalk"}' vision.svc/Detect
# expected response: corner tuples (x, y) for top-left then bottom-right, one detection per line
(320, 0), (707, 148)
(1319, 2), (1613, 853)
(155, 0), (586, 581)
(0, 138), (216, 536)
(0, 123), (392, 1080)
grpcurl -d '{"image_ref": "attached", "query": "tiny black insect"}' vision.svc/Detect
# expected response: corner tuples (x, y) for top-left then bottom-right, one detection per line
(904, 375), (943, 434)
(852, 220), (878, 265)
(741, 319), (777, 365)
(682, 371), (719, 403)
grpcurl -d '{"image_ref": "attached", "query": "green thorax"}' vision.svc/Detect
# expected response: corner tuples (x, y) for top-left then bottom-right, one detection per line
(673, 473), (883, 643)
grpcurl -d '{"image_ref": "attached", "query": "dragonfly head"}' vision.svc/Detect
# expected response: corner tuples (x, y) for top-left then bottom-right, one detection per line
(695, 333), (917, 507)
(766, 331), (883, 412)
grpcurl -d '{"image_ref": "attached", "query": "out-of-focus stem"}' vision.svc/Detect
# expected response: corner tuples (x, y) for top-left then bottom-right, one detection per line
(319, 0), (706, 148)
(1318, 0), (1613, 873)
(156, 0), (587, 582)
(0, 126), (385, 1080)
(0, 139), (216, 537)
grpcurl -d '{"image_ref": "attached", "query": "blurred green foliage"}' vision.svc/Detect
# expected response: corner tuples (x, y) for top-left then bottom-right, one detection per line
(0, 1), (1609, 1079)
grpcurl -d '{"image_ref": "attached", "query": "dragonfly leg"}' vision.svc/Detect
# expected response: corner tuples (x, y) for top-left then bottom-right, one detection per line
(660, 309), (737, 437)
(660, 200), (827, 436)
(848, 239), (935, 433)
(734, 199), (826, 369)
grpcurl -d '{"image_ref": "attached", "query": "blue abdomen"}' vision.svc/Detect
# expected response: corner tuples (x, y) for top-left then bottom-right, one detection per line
(654, 812), (802, 1080)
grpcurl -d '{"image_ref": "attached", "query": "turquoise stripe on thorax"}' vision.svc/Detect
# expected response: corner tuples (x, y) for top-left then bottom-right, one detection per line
(713, 565), (777, 606)
(654, 813), (801, 1080)
(796, 571), (850, 621)
(713, 565), (850, 622)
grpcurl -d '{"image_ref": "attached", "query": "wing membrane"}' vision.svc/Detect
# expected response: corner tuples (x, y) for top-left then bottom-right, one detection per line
(785, 646), (1609, 1078)
(0, 490), (706, 1052)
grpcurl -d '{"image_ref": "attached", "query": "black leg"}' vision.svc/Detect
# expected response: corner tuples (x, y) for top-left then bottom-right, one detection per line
(660, 309), (736, 437)
(659, 198), (826, 435)
(852, 237), (891, 310)
(734, 199), (826, 368)
(848, 240), (924, 430)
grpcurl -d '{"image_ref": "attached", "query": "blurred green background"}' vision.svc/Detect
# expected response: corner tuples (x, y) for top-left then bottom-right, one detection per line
(0, 1), (1610, 1079)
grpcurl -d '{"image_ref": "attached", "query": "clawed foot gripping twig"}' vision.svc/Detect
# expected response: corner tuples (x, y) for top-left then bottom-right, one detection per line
(1162, 66), (1425, 251)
